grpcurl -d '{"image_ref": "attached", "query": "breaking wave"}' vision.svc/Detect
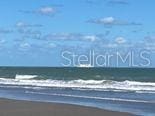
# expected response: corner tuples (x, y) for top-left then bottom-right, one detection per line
(15, 75), (37, 80)
(0, 75), (155, 92)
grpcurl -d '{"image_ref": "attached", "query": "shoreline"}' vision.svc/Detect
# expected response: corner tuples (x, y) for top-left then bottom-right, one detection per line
(0, 98), (133, 116)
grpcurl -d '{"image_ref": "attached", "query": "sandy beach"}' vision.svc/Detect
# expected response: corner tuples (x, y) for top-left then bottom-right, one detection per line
(0, 98), (133, 116)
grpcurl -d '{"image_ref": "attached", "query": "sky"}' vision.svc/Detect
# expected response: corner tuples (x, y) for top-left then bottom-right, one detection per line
(0, 0), (155, 67)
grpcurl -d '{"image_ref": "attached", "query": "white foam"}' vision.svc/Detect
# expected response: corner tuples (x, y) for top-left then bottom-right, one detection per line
(15, 75), (37, 80)
(0, 77), (155, 92)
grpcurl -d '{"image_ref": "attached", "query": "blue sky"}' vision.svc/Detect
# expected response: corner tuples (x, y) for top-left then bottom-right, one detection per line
(0, 0), (155, 67)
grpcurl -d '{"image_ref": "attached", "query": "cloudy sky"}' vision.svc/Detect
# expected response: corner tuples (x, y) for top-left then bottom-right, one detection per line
(0, 0), (155, 67)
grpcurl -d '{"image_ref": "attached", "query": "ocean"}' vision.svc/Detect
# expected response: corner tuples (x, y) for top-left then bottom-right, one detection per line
(0, 67), (155, 116)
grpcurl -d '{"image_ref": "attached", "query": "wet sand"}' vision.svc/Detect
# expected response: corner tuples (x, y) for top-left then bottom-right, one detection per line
(0, 98), (133, 116)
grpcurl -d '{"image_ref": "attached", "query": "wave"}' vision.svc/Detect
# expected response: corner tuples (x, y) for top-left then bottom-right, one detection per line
(0, 77), (155, 92)
(25, 91), (155, 103)
(15, 75), (37, 80)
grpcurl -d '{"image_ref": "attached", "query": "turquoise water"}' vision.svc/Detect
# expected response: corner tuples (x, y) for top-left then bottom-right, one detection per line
(0, 67), (155, 116)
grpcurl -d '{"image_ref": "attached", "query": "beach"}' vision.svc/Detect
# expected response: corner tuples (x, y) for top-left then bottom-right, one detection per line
(0, 67), (155, 115)
(0, 98), (132, 116)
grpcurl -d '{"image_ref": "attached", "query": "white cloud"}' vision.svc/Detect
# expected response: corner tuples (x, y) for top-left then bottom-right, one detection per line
(20, 43), (31, 49)
(88, 17), (142, 26)
(19, 6), (58, 17)
(99, 17), (115, 24)
(38, 7), (55, 15)
(115, 37), (126, 44)
(16, 21), (43, 28)
(107, 0), (129, 5)
(16, 22), (25, 27)
(43, 33), (99, 42)
(83, 35), (98, 42)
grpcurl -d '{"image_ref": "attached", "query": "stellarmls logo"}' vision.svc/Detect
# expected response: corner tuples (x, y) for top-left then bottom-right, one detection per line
(61, 50), (151, 67)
